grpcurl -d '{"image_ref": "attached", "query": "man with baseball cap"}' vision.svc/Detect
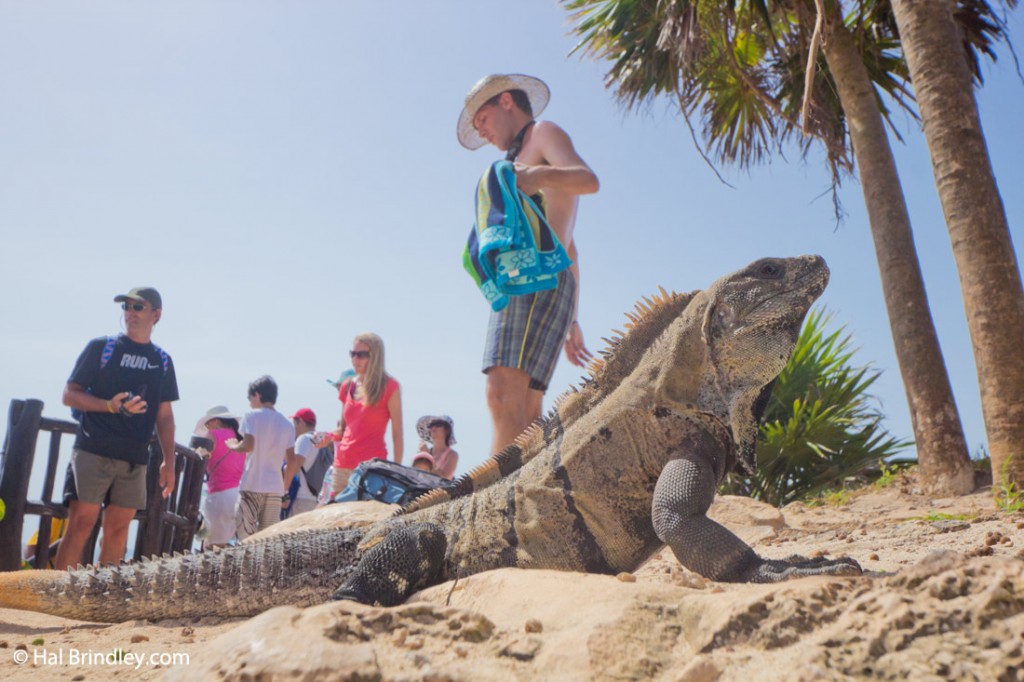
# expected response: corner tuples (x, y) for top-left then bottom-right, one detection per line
(458, 73), (599, 456)
(54, 286), (178, 570)
(286, 407), (321, 517)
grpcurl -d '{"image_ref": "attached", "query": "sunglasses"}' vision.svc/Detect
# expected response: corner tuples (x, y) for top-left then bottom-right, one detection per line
(121, 302), (149, 312)
(349, 350), (370, 359)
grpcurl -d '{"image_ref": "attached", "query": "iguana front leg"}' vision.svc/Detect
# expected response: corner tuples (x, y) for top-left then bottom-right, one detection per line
(651, 454), (862, 582)
(332, 522), (448, 606)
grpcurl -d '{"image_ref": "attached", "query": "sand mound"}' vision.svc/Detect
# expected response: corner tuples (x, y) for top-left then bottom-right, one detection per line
(2, 476), (1022, 681)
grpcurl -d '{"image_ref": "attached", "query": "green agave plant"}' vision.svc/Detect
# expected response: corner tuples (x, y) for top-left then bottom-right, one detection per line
(722, 308), (911, 506)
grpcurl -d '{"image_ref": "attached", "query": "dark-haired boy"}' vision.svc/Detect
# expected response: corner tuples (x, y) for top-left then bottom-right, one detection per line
(227, 375), (295, 540)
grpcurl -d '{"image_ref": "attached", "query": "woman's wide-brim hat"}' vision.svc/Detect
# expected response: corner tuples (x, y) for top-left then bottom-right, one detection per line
(193, 405), (237, 436)
(416, 415), (456, 445)
(457, 73), (550, 151)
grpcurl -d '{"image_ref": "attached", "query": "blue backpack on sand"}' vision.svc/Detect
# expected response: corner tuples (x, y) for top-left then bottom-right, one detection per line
(333, 459), (453, 507)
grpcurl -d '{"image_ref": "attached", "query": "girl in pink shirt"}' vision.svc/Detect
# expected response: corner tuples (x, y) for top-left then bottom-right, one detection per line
(194, 407), (245, 549)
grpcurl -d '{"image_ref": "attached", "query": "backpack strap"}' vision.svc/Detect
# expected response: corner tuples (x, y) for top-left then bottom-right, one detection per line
(339, 379), (356, 403)
(98, 335), (118, 370)
(151, 343), (170, 373)
(204, 454), (226, 482)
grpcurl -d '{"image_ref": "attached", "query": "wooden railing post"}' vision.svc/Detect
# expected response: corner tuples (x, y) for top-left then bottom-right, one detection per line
(0, 399), (45, 571)
(137, 441), (167, 559)
(3, 399), (207, 569)
(169, 445), (206, 553)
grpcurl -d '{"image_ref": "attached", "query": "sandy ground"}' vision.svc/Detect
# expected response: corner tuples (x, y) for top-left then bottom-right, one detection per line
(1, 473), (1022, 681)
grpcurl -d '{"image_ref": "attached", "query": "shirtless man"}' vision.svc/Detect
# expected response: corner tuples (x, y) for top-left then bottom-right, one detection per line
(458, 73), (600, 455)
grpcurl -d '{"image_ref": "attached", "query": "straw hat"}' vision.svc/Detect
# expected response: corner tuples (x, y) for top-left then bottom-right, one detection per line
(457, 73), (550, 150)
(416, 415), (457, 445)
(193, 405), (237, 436)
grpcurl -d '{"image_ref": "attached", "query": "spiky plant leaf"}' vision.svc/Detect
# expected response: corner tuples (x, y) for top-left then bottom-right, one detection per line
(722, 309), (910, 505)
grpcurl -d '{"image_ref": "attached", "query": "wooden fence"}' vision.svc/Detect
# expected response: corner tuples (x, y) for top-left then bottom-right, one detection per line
(0, 398), (206, 571)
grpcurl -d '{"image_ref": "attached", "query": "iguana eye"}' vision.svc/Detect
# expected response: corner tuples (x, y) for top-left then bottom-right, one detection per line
(757, 262), (783, 278)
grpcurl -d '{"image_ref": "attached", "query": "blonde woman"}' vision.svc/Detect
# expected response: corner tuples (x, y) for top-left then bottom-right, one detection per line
(324, 333), (403, 497)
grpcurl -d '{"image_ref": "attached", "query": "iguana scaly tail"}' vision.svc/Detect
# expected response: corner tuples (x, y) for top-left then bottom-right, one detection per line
(0, 528), (363, 622)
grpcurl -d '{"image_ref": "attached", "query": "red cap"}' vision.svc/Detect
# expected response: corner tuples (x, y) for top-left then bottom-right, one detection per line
(290, 408), (317, 426)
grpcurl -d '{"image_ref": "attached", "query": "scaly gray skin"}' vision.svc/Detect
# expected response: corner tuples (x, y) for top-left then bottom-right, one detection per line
(336, 255), (861, 606)
(0, 528), (365, 622)
(0, 255), (860, 622)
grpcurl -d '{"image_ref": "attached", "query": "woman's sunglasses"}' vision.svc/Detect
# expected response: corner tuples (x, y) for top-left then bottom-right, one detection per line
(349, 350), (370, 359)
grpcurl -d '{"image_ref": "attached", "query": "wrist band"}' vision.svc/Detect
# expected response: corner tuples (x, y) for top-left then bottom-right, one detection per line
(106, 400), (115, 414)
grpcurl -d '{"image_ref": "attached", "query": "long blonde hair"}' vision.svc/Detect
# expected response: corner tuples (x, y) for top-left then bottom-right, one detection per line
(352, 332), (389, 406)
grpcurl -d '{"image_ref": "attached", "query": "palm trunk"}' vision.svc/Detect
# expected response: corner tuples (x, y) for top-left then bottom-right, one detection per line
(890, 0), (1024, 500)
(822, 20), (974, 495)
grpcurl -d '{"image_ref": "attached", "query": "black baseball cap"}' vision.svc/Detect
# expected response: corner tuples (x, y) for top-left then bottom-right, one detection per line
(114, 287), (162, 309)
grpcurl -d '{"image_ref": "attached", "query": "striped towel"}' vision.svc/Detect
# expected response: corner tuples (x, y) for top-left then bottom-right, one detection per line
(463, 160), (572, 311)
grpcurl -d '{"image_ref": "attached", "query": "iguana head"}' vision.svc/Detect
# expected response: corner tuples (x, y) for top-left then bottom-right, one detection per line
(700, 255), (829, 473)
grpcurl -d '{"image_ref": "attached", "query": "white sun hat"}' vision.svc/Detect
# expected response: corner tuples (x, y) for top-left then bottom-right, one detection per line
(193, 405), (237, 436)
(457, 73), (550, 150)
(415, 415), (457, 445)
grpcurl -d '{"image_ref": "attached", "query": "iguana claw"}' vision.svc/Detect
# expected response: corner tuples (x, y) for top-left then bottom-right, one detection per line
(745, 554), (863, 582)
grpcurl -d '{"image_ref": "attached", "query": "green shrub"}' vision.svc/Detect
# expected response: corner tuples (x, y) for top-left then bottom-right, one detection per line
(722, 309), (910, 506)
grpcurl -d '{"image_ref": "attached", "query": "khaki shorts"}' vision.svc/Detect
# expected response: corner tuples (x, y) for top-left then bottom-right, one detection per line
(71, 448), (148, 510)
(330, 467), (354, 498)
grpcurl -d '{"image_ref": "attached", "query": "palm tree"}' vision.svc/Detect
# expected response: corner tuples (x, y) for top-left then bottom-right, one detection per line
(889, 0), (1024, 499)
(562, 0), (997, 495)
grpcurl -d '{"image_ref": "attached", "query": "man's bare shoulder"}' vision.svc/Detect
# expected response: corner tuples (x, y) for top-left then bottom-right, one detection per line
(532, 120), (573, 146)
(529, 120), (588, 168)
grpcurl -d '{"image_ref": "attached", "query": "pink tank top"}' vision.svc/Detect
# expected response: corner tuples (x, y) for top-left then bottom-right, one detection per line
(206, 428), (246, 493)
(335, 377), (400, 469)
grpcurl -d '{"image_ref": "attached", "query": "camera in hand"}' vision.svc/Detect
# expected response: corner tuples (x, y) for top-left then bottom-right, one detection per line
(189, 435), (215, 452)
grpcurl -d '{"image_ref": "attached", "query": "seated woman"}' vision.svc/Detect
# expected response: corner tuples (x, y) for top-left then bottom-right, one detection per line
(414, 415), (459, 480)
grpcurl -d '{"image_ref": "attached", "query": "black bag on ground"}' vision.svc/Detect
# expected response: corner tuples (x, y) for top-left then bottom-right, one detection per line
(334, 458), (453, 506)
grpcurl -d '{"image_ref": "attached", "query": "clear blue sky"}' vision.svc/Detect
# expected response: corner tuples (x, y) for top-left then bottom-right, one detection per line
(1, 2), (1021, 508)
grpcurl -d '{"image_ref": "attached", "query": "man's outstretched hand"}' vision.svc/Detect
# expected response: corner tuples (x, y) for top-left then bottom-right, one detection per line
(564, 321), (593, 368)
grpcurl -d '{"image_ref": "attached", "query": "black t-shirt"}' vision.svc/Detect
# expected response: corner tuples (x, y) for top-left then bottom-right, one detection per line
(69, 334), (179, 465)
